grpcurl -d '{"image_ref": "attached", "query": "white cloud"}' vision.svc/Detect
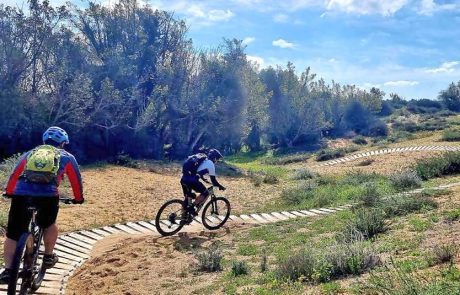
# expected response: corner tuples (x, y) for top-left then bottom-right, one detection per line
(208, 9), (235, 21)
(384, 80), (419, 86)
(274, 13), (289, 23)
(242, 37), (256, 45)
(247, 55), (265, 67)
(272, 38), (296, 49)
(360, 82), (382, 89)
(417, 0), (459, 15)
(425, 61), (459, 73)
(326, 0), (409, 16)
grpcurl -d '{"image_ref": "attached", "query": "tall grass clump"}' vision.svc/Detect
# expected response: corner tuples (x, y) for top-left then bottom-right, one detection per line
(433, 244), (458, 265)
(415, 152), (460, 180)
(442, 129), (460, 142)
(389, 170), (422, 191)
(352, 136), (368, 145)
(231, 260), (249, 276)
(340, 209), (387, 241)
(195, 245), (223, 272)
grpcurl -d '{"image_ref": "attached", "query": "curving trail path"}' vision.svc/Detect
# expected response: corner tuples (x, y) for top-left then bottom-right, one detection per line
(1, 144), (459, 294)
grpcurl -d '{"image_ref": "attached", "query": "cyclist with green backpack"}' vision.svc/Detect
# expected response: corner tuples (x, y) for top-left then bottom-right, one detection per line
(0, 126), (84, 284)
(180, 149), (226, 217)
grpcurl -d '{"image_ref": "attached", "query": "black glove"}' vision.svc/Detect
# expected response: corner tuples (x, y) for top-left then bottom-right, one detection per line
(218, 185), (226, 191)
(72, 198), (85, 204)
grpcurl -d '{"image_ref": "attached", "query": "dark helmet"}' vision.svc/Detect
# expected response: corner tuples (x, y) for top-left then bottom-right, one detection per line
(207, 149), (223, 162)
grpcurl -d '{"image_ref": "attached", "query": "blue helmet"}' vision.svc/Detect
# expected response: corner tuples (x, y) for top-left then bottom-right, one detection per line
(43, 126), (69, 145)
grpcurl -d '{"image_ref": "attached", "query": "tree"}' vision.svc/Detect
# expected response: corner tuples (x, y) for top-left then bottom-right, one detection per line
(439, 82), (460, 112)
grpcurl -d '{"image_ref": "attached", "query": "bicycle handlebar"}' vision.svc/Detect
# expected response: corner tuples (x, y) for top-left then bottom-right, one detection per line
(3, 194), (76, 204)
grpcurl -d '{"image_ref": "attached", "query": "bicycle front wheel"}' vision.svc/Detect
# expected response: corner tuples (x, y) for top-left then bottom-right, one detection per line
(202, 197), (231, 230)
(155, 199), (186, 236)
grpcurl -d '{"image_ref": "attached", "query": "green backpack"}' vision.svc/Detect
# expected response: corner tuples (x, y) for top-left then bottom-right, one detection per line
(23, 145), (61, 184)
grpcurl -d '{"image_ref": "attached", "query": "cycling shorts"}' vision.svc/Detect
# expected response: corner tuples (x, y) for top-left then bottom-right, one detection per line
(6, 196), (59, 241)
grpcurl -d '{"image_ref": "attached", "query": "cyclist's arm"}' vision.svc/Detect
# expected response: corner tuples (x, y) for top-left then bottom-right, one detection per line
(5, 153), (28, 195)
(64, 155), (84, 202)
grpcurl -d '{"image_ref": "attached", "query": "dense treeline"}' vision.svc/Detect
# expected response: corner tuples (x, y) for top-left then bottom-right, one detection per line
(1, 0), (459, 162)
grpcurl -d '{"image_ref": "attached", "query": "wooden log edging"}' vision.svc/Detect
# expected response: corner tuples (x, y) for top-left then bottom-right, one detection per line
(313, 145), (460, 168)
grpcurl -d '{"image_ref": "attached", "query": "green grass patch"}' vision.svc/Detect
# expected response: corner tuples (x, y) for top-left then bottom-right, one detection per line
(316, 146), (359, 162)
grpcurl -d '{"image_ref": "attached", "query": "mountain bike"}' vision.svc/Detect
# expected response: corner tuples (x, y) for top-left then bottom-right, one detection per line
(6, 196), (73, 295)
(155, 186), (231, 236)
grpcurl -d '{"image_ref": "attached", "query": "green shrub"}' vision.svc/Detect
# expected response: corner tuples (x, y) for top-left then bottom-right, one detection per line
(352, 136), (368, 145)
(442, 129), (460, 142)
(263, 153), (310, 165)
(415, 152), (460, 180)
(291, 168), (316, 180)
(390, 170), (422, 191)
(195, 245), (223, 272)
(231, 260), (249, 276)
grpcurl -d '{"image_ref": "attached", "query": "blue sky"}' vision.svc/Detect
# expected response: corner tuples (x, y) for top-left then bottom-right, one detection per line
(3, 0), (460, 100)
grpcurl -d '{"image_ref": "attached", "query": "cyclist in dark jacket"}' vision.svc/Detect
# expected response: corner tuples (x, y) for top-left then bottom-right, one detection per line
(181, 149), (226, 213)
(0, 127), (84, 284)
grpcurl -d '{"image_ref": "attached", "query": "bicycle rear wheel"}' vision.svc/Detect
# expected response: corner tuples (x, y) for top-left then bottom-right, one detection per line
(8, 232), (31, 295)
(201, 197), (231, 230)
(155, 199), (186, 236)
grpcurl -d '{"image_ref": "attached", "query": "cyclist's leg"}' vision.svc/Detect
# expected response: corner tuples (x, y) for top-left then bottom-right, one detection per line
(191, 181), (208, 207)
(36, 197), (59, 268)
(4, 197), (32, 268)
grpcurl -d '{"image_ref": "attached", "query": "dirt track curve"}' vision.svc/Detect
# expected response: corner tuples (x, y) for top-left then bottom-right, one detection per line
(1, 144), (459, 295)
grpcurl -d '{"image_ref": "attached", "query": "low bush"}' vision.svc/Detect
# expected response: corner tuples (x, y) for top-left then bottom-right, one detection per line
(263, 153), (310, 165)
(231, 260), (249, 276)
(263, 172), (279, 184)
(352, 136), (368, 145)
(433, 244), (458, 265)
(277, 235), (380, 283)
(442, 129), (460, 142)
(195, 245), (223, 272)
(415, 152), (460, 180)
(356, 159), (374, 166)
(379, 193), (437, 218)
(291, 168), (316, 180)
(389, 170), (422, 191)
(277, 249), (317, 282)
(316, 146), (359, 162)
(445, 208), (460, 222)
(111, 153), (139, 168)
